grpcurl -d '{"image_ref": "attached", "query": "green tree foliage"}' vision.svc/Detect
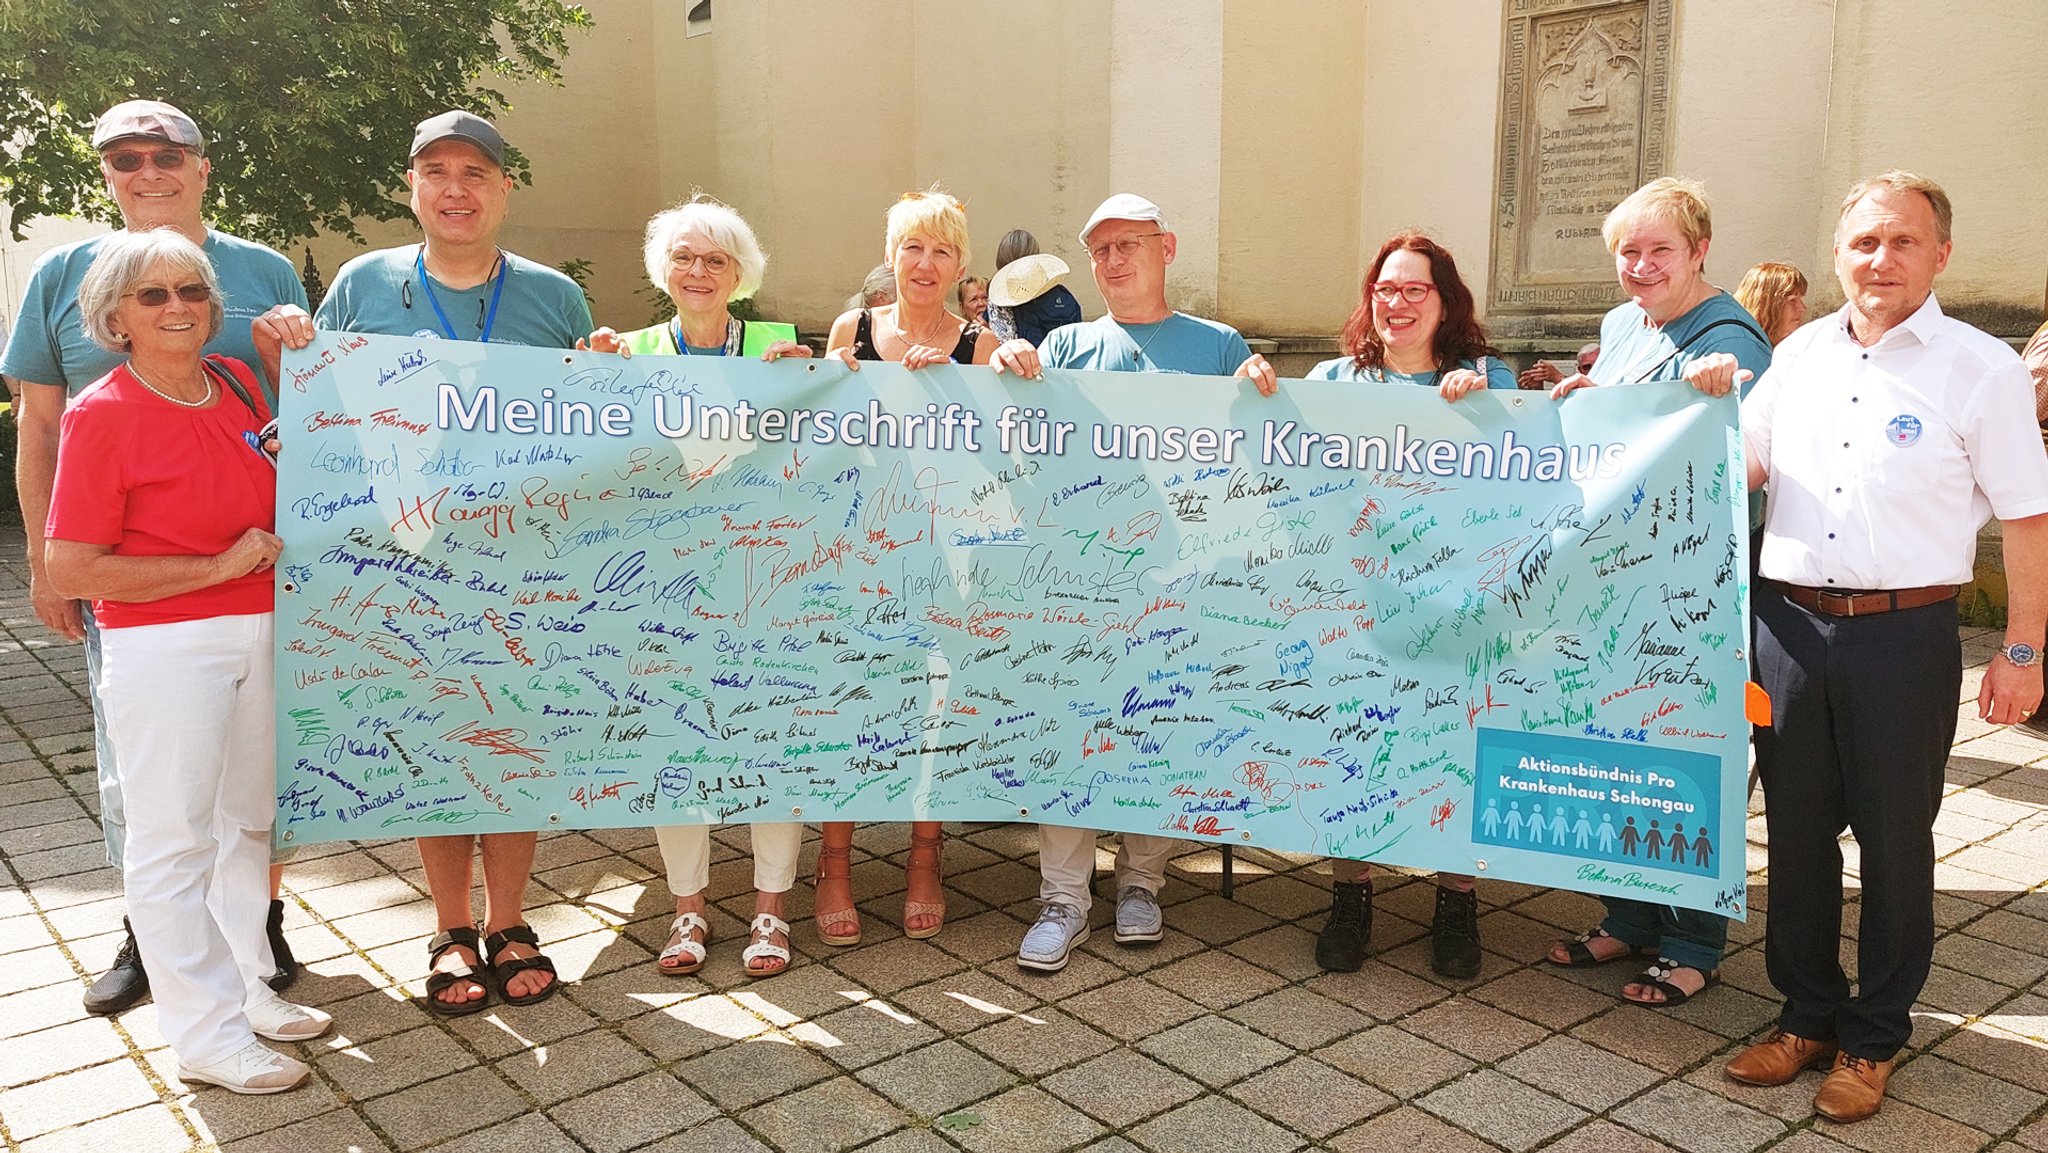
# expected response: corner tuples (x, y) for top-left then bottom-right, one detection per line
(0, 1), (591, 246)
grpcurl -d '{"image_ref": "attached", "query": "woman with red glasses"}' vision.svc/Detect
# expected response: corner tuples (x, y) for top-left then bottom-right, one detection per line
(44, 228), (330, 1094)
(1306, 231), (1512, 979)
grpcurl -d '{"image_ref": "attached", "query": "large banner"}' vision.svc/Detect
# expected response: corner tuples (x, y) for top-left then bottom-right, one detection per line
(276, 333), (1752, 916)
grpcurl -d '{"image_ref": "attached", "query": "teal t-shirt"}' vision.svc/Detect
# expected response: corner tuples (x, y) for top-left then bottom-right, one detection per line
(1591, 291), (1770, 390)
(0, 228), (307, 397)
(1041, 312), (1252, 376)
(1307, 355), (1518, 391)
(1593, 290), (1772, 528)
(314, 246), (592, 348)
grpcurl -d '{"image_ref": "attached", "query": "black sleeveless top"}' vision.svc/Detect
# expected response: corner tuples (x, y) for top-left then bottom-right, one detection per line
(854, 309), (984, 363)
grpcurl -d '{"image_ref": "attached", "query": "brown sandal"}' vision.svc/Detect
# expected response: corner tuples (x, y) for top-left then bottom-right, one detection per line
(814, 840), (862, 947)
(903, 831), (946, 940)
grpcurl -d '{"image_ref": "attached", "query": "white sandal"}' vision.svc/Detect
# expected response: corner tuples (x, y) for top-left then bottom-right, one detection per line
(658, 912), (711, 976)
(741, 913), (792, 979)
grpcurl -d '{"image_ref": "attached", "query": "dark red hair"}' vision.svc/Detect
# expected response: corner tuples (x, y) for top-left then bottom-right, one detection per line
(1341, 231), (1499, 373)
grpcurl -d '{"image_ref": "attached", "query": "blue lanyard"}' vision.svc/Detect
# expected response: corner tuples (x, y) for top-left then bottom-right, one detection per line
(414, 247), (506, 343)
(671, 316), (741, 356)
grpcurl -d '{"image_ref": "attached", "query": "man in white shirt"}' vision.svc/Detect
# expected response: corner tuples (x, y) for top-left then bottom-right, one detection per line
(1714, 171), (2048, 1122)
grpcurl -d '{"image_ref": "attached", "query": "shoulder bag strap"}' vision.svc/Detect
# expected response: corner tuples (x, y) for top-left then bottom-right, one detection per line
(1630, 316), (1770, 384)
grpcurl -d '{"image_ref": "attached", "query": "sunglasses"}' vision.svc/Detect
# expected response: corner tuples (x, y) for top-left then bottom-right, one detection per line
(105, 148), (192, 173)
(123, 284), (213, 307)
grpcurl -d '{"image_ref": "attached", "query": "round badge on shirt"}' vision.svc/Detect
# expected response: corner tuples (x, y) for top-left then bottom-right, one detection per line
(413, 329), (443, 340)
(1886, 414), (1923, 446)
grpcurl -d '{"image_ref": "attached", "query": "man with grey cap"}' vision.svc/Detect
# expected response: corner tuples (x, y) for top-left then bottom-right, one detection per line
(301, 110), (589, 353)
(993, 192), (1277, 972)
(2, 99), (309, 1016)
(285, 110), (588, 1016)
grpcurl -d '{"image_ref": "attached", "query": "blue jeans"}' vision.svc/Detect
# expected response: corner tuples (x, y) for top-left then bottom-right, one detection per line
(1599, 897), (1728, 973)
(83, 604), (126, 868)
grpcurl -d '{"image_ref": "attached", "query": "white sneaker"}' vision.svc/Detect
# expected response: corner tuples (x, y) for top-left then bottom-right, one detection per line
(177, 1039), (309, 1095)
(1017, 902), (1090, 972)
(245, 991), (334, 1042)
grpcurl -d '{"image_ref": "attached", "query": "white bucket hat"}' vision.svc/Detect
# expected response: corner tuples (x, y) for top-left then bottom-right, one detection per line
(988, 253), (1071, 307)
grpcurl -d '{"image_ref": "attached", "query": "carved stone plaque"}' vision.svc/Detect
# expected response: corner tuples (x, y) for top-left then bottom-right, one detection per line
(1489, 0), (1674, 333)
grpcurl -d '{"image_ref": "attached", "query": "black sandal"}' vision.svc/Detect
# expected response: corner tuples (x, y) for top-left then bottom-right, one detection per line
(424, 927), (492, 1017)
(1547, 927), (1655, 969)
(1622, 958), (1721, 1008)
(484, 925), (560, 1006)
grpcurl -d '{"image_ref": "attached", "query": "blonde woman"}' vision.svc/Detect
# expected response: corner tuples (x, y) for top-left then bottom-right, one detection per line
(817, 188), (997, 944)
(1735, 261), (1811, 346)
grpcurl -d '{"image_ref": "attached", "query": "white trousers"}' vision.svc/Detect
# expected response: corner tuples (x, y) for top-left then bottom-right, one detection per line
(101, 613), (276, 1067)
(654, 823), (801, 897)
(1037, 825), (1176, 912)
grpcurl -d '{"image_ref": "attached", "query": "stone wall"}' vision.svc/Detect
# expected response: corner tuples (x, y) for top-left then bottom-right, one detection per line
(6, 0), (2046, 349)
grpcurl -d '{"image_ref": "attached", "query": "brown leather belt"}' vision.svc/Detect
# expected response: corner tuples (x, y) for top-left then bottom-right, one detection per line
(1776, 582), (1958, 618)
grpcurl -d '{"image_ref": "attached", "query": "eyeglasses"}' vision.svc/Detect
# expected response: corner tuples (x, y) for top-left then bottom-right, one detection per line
(1369, 281), (1437, 304)
(123, 284), (213, 307)
(104, 148), (191, 173)
(1088, 232), (1163, 263)
(669, 250), (732, 274)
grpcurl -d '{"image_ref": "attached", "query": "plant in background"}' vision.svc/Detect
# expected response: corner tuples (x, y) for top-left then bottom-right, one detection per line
(0, 0), (592, 247)
(0, 406), (18, 524)
(556, 257), (596, 310)
(299, 247), (326, 311)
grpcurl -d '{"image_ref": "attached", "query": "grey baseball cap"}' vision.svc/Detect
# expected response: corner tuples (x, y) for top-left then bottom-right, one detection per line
(92, 100), (205, 152)
(409, 110), (506, 168)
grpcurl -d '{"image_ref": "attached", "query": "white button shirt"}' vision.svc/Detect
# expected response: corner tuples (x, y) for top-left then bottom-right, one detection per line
(1744, 294), (2048, 589)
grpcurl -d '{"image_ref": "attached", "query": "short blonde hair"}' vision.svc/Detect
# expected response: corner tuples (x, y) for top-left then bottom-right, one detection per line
(77, 228), (224, 352)
(643, 194), (767, 302)
(1603, 176), (1713, 254)
(884, 186), (972, 271)
(1734, 262), (1809, 342)
(1836, 169), (1953, 245)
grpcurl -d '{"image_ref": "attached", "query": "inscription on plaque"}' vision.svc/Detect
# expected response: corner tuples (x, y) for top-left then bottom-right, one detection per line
(1491, 0), (1674, 326)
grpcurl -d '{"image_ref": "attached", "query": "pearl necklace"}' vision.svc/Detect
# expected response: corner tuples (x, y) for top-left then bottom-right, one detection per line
(128, 363), (214, 408)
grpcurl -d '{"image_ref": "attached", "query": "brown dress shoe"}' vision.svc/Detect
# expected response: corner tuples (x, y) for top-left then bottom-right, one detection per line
(1725, 1027), (1839, 1086)
(1813, 1052), (1895, 1123)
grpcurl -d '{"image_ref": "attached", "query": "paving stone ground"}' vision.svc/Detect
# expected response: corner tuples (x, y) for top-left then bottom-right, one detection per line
(0, 533), (2043, 1152)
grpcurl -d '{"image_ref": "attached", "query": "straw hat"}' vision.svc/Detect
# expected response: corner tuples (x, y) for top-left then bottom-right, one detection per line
(989, 253), (1070, 307)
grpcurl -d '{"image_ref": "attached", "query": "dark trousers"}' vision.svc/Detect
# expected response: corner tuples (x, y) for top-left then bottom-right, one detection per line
(1752, 586), (1959, 1060)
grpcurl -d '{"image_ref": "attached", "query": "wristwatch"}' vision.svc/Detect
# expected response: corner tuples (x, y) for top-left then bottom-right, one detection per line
(2001, 642), (2042, 668)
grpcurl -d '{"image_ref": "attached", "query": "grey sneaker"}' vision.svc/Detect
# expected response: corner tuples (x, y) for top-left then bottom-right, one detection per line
(1113, 884), (1163, 944)
(1017, 902), (1090, 972)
